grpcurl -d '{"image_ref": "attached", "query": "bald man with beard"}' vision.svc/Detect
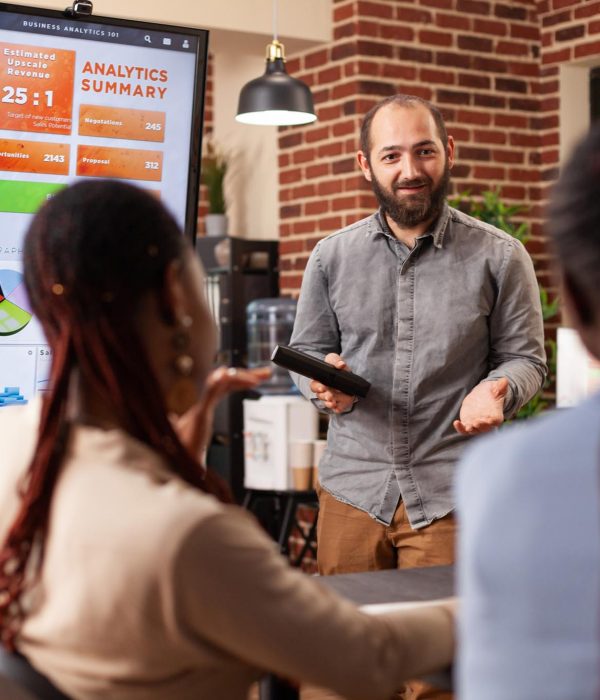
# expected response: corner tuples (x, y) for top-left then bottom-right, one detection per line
(289, 94), (547, 699)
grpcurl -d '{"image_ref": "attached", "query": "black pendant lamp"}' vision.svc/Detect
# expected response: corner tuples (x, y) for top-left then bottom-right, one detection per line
(236, 1), (317, 126)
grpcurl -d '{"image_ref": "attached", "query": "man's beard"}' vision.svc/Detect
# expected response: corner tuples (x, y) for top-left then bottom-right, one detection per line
(370, 162), (451, 229)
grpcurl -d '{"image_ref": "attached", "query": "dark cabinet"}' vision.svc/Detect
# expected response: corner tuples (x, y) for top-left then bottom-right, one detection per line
(195, 236), (279, 501)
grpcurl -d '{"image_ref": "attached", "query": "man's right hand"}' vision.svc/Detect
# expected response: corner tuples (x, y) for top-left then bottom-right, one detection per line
(309, 353), (356, 414)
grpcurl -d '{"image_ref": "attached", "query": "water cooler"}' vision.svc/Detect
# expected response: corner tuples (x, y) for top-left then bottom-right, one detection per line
(246, 297), (298, 394)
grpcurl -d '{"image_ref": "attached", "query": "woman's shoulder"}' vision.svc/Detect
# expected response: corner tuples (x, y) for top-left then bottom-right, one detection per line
(0, 398), (42, 467)
(0, 399), (43, 542)
(60, 425), (232, 545)
(0, 398), (42, 489)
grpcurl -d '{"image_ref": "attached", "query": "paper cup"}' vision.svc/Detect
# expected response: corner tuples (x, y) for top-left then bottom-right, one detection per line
(313, 439), (327, 465)
(289, 440), (314, 490)
(291, 466), (312, 490)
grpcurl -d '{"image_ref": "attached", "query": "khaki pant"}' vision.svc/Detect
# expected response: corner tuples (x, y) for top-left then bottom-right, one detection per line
(316, 487), (455, 700)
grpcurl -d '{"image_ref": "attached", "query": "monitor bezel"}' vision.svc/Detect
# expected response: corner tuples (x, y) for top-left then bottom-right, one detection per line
(0, 1), (209, 242)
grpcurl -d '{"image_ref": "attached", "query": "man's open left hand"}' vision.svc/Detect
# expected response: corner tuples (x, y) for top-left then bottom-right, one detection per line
(453, 377), (509, 435)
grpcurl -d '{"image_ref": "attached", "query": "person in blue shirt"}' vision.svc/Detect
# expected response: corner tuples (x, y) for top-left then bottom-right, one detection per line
(457, 123), (600, 699)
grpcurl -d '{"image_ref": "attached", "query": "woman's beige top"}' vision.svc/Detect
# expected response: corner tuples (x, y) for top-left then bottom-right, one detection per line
(0, 402), (453, 700)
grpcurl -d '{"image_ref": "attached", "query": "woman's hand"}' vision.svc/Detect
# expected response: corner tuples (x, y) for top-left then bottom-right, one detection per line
(173, 366), (271, 464)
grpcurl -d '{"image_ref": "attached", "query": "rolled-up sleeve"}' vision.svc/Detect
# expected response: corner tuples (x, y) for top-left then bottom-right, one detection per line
(170, 507), (455, 700)
(484, 238), (547, 417)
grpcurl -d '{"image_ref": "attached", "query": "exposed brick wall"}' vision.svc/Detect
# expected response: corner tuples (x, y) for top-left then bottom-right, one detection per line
(536, 0), (600, 296)
(275, 0), (599, 566)
(197, 53), (214, 237)
(279, 0), (547, 295)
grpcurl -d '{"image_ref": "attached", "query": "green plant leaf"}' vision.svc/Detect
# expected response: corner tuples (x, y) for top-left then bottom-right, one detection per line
(200, 139), (228, 214)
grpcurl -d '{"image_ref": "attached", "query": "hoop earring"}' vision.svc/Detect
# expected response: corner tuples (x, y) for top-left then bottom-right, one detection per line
(168, 316), (197, 414)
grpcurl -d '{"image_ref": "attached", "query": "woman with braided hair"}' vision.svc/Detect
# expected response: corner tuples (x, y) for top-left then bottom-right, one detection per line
(0, 180), (454, 700)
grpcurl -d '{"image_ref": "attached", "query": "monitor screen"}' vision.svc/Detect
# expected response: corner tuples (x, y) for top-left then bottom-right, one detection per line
(0, 2), (208, 408)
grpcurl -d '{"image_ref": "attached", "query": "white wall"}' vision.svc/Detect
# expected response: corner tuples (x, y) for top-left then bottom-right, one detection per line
(6, 0), (332, 239)
(559, 64), (591, 166)
(12, 0), (331, 51)
(213, 50), (279, 239)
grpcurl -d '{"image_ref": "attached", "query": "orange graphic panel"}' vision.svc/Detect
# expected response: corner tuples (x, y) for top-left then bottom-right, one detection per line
(79, 105), (166, 143)
(77, 145), (163, 181)
(0, 139), (69, 175)
(0, 42), (75, 135)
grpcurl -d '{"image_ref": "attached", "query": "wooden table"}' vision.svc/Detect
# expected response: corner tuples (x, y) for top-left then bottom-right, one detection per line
(260, 564), (455, 700)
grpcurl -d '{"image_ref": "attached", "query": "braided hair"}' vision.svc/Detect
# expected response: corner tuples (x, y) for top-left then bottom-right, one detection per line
(0, 180), (231, 649)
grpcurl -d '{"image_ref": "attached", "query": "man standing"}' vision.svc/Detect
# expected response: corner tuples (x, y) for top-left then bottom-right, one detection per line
(290, 94), (546, 575)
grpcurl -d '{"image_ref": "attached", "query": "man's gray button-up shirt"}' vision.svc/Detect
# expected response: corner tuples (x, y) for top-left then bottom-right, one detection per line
(289, 204), (547, 528)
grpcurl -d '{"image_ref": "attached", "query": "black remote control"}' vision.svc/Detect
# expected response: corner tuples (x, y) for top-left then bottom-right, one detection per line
(271, 345), (371, 398)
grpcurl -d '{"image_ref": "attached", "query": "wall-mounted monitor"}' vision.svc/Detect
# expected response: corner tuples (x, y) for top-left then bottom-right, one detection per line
(0, 2), (208, 407)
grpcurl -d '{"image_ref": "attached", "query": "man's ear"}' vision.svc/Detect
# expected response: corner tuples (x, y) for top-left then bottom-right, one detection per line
(446, 135), (455, 170)
(561, 269), (595, 328)
(357, 151), (373, 182)
(159, 259), (187, 326)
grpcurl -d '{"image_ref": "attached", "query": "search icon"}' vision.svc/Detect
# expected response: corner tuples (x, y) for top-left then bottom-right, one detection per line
(144, 35), (151, 43)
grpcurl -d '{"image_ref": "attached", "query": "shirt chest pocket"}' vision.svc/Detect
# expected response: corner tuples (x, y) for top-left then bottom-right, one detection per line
(411, 260), (496, 358)
(329, 261), (398, 348)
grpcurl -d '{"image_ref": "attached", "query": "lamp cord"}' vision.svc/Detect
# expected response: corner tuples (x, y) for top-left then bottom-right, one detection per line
(272, 0), (278, 40)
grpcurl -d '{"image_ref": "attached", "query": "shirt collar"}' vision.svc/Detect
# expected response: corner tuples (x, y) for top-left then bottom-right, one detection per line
(371, 202), (451, 249)
(431, 202), (451, 248)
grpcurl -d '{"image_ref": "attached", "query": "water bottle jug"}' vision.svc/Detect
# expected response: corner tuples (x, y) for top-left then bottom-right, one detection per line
(247, 297), (298, 394)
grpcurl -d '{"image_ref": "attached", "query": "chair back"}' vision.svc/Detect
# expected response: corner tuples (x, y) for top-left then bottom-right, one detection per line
(0, 648), (71, 699)
(0, 673), (38, 700)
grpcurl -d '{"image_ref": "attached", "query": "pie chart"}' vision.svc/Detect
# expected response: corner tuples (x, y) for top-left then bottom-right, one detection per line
(0, 270), (32, 336)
